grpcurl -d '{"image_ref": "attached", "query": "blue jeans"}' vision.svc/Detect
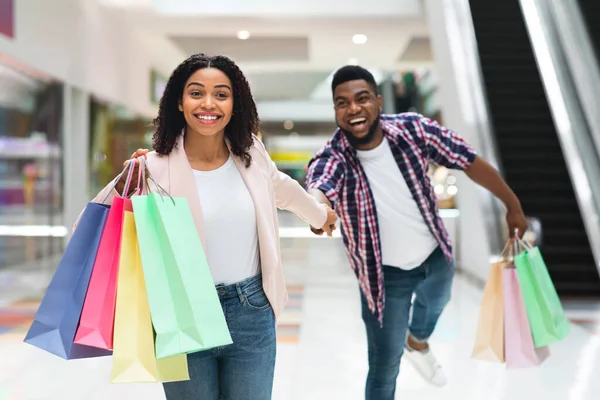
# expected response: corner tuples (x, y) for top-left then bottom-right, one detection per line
(361, 247), (454, 400)
(163, 274), (276, 400)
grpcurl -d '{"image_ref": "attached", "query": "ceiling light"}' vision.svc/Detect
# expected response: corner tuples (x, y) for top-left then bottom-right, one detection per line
(352, 34), (368, 45)
(348, 58), (358, 65)
(237, 30), (251, 40)
(283, 120), (294, 130)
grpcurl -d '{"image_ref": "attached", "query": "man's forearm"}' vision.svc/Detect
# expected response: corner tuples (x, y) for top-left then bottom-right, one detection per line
(464, 156), (521, 211)
(308, 189), (332, 209)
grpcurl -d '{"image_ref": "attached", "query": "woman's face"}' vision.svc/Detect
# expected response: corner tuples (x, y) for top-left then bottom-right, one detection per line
(179, 67), (234, 137)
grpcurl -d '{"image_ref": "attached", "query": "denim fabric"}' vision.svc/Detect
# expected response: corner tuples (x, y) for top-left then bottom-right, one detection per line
(360, 247), (454, 400)
(163, 274), (276, 400)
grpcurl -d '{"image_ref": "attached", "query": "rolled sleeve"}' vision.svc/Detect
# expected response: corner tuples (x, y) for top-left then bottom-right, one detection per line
(417, 115), (477, 170)
(306, 148), (345, 206)
(254, 139), (327, 229)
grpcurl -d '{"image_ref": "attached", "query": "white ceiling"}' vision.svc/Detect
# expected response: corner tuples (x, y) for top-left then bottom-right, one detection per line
(156, 0), (422, 17)
(100, 0), (433, 102)
(102, 0), (423, 17)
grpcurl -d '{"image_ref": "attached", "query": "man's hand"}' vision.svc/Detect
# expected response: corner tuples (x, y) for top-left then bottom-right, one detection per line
(465, 157), (530, 238)
(312, 206), (338, 237)
(507, 207), (528, 238)
(310, 226), (325, 236)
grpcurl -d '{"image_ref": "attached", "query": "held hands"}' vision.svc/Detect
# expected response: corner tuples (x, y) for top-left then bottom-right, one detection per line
(311, 206), (338, 237)
(115, 148), (150, 195)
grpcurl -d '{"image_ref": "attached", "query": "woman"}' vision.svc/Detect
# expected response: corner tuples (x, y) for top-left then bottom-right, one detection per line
(91, 53), (337, 399)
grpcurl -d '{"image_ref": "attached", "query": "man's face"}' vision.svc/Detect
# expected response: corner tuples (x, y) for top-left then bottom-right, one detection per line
(333, 79), (383, 144)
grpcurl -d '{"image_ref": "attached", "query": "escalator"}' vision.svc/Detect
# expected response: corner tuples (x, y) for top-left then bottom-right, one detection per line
(469, 0), (600, 294)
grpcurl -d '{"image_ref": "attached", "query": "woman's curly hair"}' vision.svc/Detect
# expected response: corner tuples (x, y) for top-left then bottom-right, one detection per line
(152, 53), (259, 167)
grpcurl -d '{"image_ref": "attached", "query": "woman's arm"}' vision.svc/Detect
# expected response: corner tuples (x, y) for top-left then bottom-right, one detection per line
(250, 136), (336, 234)
(269, 159), (336, 234)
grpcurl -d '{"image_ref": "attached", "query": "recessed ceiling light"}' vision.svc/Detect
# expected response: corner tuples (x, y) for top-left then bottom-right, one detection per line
(352, 34), (368, 45)
(348, 58), (358, 65)
(237, 30), (251, 40)
(283, 120), (294, 130)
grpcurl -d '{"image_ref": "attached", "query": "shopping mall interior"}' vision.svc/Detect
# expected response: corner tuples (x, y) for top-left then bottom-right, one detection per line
(2, 0), (600, 399)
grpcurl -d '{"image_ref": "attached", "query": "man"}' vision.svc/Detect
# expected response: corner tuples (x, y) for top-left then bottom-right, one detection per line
(306, 65), (528, 399)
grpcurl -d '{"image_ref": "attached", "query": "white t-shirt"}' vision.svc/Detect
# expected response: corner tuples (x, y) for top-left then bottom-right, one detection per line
(356, 138), (439, 270)
(193, 156), (260, 285)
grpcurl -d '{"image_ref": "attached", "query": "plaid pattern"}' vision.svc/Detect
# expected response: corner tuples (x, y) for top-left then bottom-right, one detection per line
(306, 113), (477, 324)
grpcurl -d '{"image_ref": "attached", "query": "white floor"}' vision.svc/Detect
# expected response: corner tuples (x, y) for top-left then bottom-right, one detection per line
(1, 229), (600, 399)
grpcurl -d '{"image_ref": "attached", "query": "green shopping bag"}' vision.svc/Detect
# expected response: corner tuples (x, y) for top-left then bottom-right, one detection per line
(131, 170), (232, 359)
(514, 243), (570, 347)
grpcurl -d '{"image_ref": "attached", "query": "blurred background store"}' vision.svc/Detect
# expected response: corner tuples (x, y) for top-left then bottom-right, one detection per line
(2, 0), (600, 398)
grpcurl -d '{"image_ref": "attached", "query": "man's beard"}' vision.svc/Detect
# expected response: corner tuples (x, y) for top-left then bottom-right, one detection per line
(339, 115), (381, 148)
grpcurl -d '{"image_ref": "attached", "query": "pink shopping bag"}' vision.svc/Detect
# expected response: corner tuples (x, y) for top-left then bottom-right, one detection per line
(74, 162), (137, 350)
(503, 267), (550, 368)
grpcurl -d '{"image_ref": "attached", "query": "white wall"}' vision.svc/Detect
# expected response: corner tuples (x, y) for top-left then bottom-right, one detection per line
(0, 0), (82, 85)
(257, 100), (334, 123)
(0, 0), (185, 117)
(154, 0), (422, 17)
(425, 0), (501, 282)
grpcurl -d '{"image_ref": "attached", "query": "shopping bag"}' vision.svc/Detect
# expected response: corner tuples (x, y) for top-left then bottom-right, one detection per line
(515, 244), (570, 347)
(503, 267), (549, 368)
(73, 197), (124, 350)
(23, 203), (112, 359)
(132, 173), (232, 359)
(472, 260), (505, 362)
(74, 162), (137, 350)
(111, 206), (189, 383)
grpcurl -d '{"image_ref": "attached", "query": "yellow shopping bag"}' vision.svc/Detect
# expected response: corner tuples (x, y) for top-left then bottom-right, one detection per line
(110, 203), (190, 383)
(471, 260), (506, 363)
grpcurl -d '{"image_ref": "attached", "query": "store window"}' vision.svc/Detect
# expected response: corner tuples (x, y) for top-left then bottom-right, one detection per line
(89, 99), (151, 195)
(0, 57), (64, 269)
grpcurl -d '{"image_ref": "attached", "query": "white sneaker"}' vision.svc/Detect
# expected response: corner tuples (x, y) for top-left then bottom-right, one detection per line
(404, 342), (448, 388)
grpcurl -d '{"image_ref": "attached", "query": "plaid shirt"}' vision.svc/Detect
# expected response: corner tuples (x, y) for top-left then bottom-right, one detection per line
(306, 113), (477, 324)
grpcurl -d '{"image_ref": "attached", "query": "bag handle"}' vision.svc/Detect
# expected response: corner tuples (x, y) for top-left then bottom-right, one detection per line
(513, 228), (533, 251)
(499, 239), (515, 261)
(100, 160), (135, 204)
(133, 157), (145, 196)
(138, 157), (176, 205)
(499, 228), (533, 263)
(122, 160), (137, 198)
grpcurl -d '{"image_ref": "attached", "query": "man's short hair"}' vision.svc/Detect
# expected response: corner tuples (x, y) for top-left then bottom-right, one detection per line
(331, 65), (378, 95)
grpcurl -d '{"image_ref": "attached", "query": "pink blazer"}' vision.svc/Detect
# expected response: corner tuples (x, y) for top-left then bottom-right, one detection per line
(87, 135), (327, 320)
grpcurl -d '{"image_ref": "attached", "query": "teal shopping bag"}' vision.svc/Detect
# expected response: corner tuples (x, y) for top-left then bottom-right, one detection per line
(132, 191), (232, 359)
(514, 245), (570, 347)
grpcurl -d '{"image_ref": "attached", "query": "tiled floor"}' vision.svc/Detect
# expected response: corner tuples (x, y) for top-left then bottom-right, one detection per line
(1, 215), (600, 399)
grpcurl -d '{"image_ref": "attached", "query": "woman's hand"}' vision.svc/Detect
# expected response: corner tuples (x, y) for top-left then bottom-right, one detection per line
(313, 206), (338, 237)
(115, 149), (150, 195)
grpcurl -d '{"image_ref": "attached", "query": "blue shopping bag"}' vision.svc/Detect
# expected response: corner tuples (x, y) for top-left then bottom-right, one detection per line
(24, 202), (113, 359)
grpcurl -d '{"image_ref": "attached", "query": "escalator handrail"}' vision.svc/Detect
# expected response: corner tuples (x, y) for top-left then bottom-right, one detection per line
(547, 0), (600, 161)
(520, 0), (600, 277)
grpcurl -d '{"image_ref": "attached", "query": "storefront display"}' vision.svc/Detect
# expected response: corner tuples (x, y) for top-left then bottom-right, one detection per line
(89, 100), (151, 196)
(0, 57), (64, 268)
